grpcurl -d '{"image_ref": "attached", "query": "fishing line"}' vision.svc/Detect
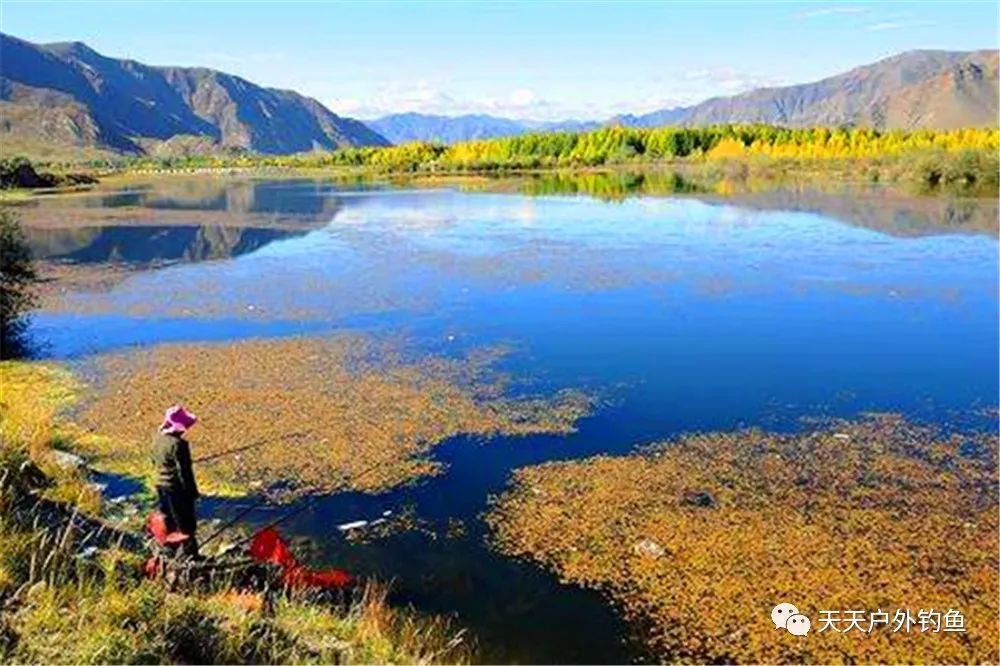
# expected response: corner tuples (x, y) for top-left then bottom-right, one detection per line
(193, 431), (310, 464)
(200, 457), (386, 548)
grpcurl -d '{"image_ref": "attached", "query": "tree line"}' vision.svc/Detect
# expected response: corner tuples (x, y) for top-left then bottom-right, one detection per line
(104, 125), (999, 173)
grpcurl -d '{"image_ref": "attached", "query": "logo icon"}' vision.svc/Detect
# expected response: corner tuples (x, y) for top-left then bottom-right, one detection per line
(771, 602), (799, 629)
(772, 602), (810, 635)
(786, 613), (811, 636)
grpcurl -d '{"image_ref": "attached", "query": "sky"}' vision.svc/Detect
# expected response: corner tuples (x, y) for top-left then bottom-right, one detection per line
(1, 1), (997, 121)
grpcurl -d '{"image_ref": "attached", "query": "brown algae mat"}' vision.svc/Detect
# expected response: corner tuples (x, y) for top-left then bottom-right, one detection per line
(77, 335), (591, 497)
(487, 415), (999, 664)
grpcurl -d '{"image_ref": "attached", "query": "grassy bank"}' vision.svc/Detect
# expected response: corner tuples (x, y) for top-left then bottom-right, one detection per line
(0, 360), (471, 664)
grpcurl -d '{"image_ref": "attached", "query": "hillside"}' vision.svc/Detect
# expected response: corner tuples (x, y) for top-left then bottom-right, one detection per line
(621, 49), (999, 129)
(0, 33), (389, 158)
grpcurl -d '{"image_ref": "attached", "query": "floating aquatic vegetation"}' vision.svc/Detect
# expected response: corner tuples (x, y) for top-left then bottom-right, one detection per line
(487, 415), (999, 664)
(76, 335), (591, 498)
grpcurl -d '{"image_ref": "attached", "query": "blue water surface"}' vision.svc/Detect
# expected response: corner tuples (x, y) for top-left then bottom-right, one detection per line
(24, 177), (999, 662)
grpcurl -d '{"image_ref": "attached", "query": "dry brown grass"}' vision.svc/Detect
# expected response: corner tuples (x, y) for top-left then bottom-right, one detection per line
(0, 361), (103, 514)
(76, 335), (591, 497)
(488, 414), (999, 664)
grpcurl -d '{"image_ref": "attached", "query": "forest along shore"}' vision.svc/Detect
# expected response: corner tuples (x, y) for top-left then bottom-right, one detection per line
(3, 125), (999, 200)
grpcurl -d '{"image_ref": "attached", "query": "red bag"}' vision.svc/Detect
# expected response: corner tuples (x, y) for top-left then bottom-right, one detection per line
(249, 527), (353, 589)
(282, 564), (354, 589)
(248, 527), (296, 567)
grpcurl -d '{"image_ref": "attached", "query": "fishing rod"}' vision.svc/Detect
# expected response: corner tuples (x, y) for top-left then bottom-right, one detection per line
(200, 457), (386, 549)
(198, 413), (402, 547)
(226, 482), (354, 551)
(193, 431), (309, 464)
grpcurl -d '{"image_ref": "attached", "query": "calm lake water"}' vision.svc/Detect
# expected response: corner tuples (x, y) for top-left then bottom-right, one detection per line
(22, 176), (1000, 662)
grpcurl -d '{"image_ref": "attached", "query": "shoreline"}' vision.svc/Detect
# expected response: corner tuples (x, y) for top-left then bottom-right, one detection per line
(4, 153), (999, 203)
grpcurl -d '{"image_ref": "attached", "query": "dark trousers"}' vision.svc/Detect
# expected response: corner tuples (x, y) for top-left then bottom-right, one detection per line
(157, 486), (199, 557)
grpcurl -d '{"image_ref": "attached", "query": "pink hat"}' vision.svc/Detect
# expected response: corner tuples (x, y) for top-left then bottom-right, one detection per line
(160, 405), (197, 434)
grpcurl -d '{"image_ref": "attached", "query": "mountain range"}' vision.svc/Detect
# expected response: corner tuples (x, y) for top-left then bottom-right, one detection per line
(367, 112), (599, 145)
(612, 49), (998, 129)
(372, 49), (997, 144)
(1, 32), (996, 158)
(0, 32), (388, 159)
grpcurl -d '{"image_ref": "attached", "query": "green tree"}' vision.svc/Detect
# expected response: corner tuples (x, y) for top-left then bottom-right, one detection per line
(0, 209), (37, 358)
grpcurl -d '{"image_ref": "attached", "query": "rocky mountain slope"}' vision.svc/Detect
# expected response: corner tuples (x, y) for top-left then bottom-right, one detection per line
(0, 33), (388, 157)
(620, 49), (998, 129)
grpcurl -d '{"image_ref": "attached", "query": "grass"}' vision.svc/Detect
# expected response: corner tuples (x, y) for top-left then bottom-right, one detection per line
(670, 149), (1000, 198)
(4, 573), (468, 664)
(0, 360), (472, 664)
(0, 361), (102, 514)
(0, 190), (34, 204)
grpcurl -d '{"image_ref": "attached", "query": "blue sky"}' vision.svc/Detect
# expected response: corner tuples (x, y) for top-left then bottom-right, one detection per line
(2, 1), (997, 120)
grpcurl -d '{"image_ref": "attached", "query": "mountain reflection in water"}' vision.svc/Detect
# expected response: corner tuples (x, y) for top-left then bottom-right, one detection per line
(27, 224), (305, 266)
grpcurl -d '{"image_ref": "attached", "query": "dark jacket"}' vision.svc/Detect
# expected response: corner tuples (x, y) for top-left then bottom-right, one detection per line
(151, 431), (199, 499)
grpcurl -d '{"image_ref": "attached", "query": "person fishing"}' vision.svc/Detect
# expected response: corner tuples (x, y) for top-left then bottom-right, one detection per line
(151, 405), (200, 557)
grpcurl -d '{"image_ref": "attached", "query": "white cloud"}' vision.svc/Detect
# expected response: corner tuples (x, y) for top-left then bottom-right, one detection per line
(865, 19), (932, 31)
(614, 96), (689, 115)
(324, 67), (785, 122)
(594, 69), (784, 119)
(865, 21), (905, 31)
(681, 67), (783, 94)
(329, 98), (365, 114)
(326, 82), (554, 120)
(326, 80), (456, 118)
(509, 88), (536, 108)
(793, 5), (869, 19)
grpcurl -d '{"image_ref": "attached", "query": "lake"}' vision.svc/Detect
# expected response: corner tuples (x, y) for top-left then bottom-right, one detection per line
(21, 175), (1000, 662)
